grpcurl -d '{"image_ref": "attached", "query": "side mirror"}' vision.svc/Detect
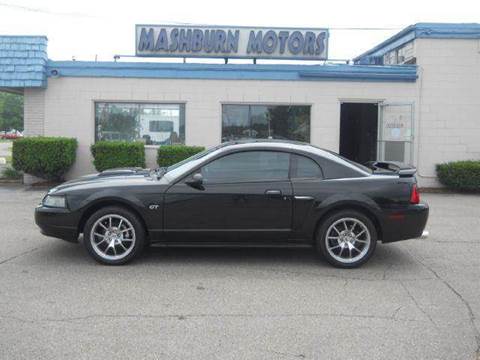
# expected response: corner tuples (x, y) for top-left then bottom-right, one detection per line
(185, 173), (204, 189)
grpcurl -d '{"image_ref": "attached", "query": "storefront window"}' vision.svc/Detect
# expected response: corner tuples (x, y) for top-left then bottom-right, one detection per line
(95, 102), (185, 145)
(222, 104), (310, 142)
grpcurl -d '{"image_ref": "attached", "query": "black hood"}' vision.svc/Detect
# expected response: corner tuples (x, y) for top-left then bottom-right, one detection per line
(50, 168), (153, 193)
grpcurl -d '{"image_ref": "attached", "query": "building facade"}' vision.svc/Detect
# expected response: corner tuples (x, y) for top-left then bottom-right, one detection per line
(1, 23), (479, 187)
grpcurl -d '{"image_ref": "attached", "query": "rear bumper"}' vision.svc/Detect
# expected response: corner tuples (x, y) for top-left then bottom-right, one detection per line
(35, 206), (79, 243)
(380, 202), (429, 243)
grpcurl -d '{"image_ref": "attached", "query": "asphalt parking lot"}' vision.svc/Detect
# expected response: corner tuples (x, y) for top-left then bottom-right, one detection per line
(0, 185), (479, 360)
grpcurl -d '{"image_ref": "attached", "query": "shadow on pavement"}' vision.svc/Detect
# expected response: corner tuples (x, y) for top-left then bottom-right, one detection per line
(39, 239), (414, 271)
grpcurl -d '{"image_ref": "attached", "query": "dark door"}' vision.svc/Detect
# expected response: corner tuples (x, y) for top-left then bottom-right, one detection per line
(163, 150), (293, 242)
(340, 103), (378, 164)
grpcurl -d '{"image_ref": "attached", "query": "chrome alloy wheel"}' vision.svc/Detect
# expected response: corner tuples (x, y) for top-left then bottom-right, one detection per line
(90, 214), (136, 261)
(325, 217), (371, 264)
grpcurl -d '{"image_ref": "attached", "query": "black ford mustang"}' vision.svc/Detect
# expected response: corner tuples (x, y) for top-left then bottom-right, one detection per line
(35, 140), (428, 268)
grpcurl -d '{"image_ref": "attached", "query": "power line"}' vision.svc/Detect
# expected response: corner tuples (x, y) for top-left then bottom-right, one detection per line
(0, 2), (404, 31)
(0, 1), (98, 18)
(329, 27), (402, 30)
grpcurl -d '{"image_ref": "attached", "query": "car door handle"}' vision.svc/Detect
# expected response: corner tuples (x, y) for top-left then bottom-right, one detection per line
(265, 189), (282, 198)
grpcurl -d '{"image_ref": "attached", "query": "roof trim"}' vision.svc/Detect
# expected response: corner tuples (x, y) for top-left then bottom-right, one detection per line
(354, 23), (480, 63)
(47, 60), (417, 83)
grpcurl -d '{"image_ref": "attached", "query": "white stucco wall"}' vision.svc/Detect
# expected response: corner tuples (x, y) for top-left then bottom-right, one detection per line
(414, 38), (480, 187)
(27, 76), (418, 180)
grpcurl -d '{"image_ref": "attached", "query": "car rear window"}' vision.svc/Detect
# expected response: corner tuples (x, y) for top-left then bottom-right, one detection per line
(291, 155), (323, 179)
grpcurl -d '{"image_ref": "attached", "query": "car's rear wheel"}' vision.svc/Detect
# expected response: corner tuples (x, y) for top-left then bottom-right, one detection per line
(316, 210), (377, 268)
(83, 206), (145, 265)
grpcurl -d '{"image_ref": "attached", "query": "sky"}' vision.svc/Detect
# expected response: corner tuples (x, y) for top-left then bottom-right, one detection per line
(0, 0), (479, 63)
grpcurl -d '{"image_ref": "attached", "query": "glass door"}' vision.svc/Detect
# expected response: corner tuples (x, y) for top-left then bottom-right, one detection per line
(377, 103), (414, 164)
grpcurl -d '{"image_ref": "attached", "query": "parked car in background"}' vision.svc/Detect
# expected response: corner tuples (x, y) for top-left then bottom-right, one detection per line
(35, 140), (429, 268)
(0, 130), (23, 139)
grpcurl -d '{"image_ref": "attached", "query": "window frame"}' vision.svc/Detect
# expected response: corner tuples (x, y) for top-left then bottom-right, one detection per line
(93, 101), (186, 146)
(221, 103), (312, 143)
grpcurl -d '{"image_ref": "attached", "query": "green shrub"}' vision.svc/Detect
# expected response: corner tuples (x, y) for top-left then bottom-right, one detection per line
(436, 161), (480, 191)
(91, 141), (145, 172)
(157, 145), (205, 167)
(1, 166), (22, 179)
(12, 137), (77, 181)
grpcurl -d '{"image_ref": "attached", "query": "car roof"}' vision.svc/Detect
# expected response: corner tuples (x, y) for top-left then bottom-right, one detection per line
(219, 139), (317, 152)
(219, 139), (335, 159)
(217, 139), (371, 176)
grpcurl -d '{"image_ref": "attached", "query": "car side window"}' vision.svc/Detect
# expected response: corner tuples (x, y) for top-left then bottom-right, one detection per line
(201, 151), (290, 183)
(292, 155), (323, 179)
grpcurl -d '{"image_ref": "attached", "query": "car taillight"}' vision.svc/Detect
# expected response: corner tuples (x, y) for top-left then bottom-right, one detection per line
(410, 184), (420, 204)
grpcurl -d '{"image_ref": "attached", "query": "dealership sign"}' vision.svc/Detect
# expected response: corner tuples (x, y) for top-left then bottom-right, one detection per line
(135, 25), (329, 60)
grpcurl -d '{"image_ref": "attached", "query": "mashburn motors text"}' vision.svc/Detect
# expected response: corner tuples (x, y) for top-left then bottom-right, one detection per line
(137, 27), (328, 57)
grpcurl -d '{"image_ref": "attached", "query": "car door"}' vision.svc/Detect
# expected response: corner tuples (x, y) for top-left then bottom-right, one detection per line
(163, 150), (293, 242)
(289, 154), (325, 240)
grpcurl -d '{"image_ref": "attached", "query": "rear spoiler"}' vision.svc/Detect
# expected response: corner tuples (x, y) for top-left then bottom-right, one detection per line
(365, 161), (416, 177)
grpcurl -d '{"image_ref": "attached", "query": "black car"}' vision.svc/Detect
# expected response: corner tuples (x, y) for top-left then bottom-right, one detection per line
(35, 140), (429, 268)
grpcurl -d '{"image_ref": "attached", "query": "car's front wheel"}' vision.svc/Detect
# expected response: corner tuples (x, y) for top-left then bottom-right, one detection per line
(83, 206), (145, 265)
(316, 210), (377, 268)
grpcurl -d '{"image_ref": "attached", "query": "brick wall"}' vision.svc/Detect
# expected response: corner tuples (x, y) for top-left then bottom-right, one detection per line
(23, 88), (45, 136)
(415, 38), (480, 187)
(23, 88), (45, 184)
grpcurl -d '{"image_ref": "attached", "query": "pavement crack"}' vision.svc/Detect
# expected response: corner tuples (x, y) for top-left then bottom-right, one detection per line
(399, 281), (438, 328)
(260, 266), (432, 283)
(382, 263), (394, 280)
(261, 349), (306, 359)
(0, 246), (42, 265)
(408, 251), (480, 358)
(391, 305), (403, 320)
(0, 311), (424, 324)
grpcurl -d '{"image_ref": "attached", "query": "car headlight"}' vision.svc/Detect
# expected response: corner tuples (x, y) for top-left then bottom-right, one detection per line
(43, 195), (67, 208)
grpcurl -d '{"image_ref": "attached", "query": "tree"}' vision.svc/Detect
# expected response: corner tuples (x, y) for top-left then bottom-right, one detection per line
(0, 92), (24, 134)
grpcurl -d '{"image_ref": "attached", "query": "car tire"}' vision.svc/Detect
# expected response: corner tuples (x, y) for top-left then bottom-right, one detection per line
(83, 206), (145, 265)
(316, 210), (377, 268)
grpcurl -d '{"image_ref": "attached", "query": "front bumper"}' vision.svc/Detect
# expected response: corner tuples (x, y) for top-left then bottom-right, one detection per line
(35, 205), (79, 243)
(380, 202), (429, 243)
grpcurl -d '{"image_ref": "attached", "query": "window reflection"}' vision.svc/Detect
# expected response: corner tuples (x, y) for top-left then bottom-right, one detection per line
(95, 103), (185, 145)
(222, 104), (310, 142)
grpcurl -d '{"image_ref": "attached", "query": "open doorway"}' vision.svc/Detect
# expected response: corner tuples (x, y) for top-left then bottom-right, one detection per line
(339, 103), (378, 164)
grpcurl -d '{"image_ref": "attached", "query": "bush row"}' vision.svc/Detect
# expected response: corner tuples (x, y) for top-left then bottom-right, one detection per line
(157, 145), (205, 167)
(12, 137), (77, 181)
(12, 137), (480, 192)
(90, 141), (146, 172)
(12, 137), (205, 180)
(436, 161), (480, 191)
